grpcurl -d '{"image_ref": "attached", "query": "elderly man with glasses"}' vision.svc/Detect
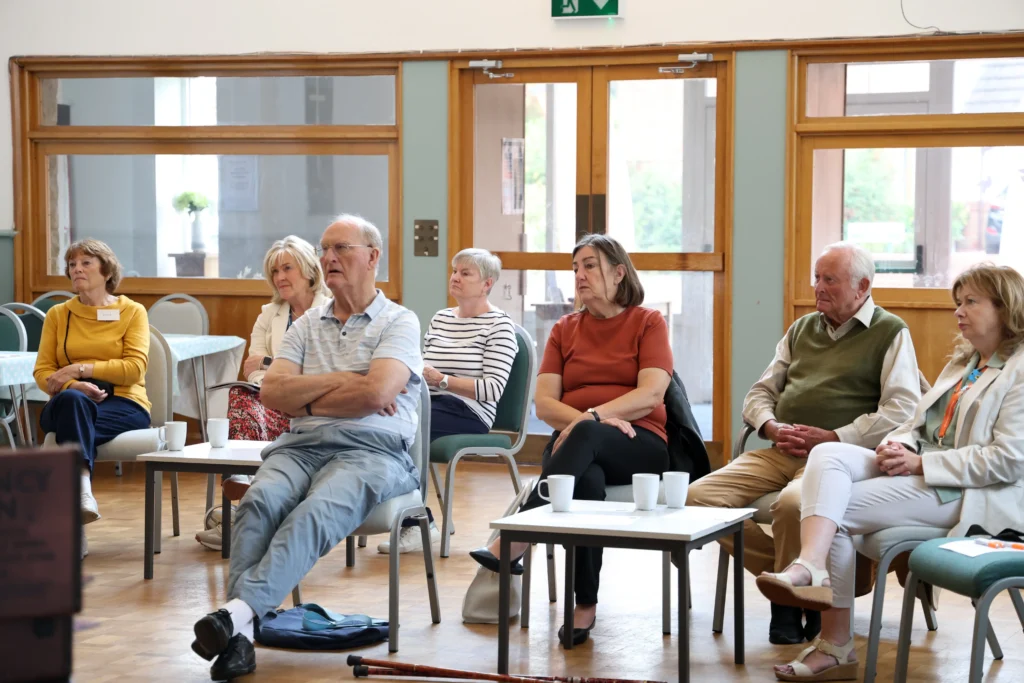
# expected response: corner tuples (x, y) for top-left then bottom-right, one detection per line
(188, 214), (423, 681)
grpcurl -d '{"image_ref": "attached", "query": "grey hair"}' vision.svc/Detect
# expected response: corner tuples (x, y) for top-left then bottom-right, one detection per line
(263, 235), (328, 304)
(821, 241), (875, 291)
(331, 213), (383, 276)
(452, 248), (502, 286)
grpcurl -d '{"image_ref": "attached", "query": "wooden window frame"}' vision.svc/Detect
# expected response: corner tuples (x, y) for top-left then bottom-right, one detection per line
(786, 40), (1024, 326)
(10, 57), (403, 302)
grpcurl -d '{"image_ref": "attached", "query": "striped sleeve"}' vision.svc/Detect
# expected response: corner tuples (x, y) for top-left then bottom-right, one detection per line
(474, 316), (517, 402)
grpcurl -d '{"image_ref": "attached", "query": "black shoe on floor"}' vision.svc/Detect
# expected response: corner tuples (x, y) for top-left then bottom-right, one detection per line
(557, 616), (597, 647)
(210, 634), (256, 681)
(469, 547), (524, 575)
(803, 608), (821, 642)
(768, 602), (805, 645)
(192, 609), (234, 661)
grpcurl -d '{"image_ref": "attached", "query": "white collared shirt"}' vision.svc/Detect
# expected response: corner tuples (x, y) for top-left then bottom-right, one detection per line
(742, 296), (922, 448)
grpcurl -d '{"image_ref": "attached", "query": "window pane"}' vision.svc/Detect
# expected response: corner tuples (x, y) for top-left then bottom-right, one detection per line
(47, 153), (390, 280)
(488, 269), (712, 439)
(810, 146), (1024, 288)
(806, 57), (1024, 117)
(473, 83), (578, 254)
(607, 79), (716, 252)
(40, 75), (396, 126)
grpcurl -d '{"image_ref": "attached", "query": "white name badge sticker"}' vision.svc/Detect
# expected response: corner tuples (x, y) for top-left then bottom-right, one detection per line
(97, 309), (120, 322)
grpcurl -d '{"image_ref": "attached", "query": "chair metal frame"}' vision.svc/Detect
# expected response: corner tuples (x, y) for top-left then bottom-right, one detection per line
(2, 302), (50, 448)
(0, 307), (30, 447)
(430, 324), (539, 559)
(292, 380), (440, 652)
(894, 570), (1024, 683)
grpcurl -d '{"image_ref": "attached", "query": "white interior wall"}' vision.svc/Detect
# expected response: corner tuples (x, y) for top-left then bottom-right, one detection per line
(2, 0), (1023, 233)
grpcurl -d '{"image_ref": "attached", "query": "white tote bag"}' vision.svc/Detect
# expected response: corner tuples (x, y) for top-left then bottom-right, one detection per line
(461, 479), (535, 624)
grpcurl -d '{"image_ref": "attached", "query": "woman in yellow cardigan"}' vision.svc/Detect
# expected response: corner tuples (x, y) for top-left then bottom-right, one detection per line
(33, 239), (151, 524)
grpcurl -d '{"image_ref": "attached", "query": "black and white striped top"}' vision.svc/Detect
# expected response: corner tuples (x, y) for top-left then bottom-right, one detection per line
(423, 308), (517, 428)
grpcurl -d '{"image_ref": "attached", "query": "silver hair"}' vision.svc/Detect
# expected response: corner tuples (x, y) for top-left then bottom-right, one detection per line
(452, 248), (502, 285)
(821, 241), (875, 291)
(330, 213), (383, 276)
(262, 235), (328, 304)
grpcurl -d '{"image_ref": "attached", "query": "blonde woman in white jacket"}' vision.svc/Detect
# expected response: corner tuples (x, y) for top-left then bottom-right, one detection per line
(196, 236), (328, 550)
(756, 263), (1024, 682)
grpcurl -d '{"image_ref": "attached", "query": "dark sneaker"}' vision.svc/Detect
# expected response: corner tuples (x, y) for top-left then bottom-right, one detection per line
(210, 634), (256, 681)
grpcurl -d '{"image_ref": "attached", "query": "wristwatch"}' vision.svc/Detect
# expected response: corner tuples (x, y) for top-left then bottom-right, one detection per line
(261, 356), (273, 369)
(587, 407), (601, 422)
(439, 375), (449, 390)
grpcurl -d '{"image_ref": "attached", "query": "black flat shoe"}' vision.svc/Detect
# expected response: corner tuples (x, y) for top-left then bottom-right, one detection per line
(193, 609), (234, 661)
(469, 547), (524, 575)
(210, 634), (256, 681)
(803, 608), (821, 642)
(768, 603), (804, 645)
(558, 616), (597, 646)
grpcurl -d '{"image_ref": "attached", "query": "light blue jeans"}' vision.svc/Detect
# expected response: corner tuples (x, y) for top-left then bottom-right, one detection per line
(227, 425), (419, 617)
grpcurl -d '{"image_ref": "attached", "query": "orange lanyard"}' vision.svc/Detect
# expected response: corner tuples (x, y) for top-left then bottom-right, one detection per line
(937, 365), (987, 441)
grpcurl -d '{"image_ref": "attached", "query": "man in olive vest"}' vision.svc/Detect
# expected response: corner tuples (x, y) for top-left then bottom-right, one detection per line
(687, 242), (921, 644)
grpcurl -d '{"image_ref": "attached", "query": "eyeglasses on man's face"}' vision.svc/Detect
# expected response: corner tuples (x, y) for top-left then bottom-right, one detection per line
(315, 243), (375, 258)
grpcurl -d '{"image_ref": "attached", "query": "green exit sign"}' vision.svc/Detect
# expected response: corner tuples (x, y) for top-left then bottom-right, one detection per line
(552, 0), (620, 19)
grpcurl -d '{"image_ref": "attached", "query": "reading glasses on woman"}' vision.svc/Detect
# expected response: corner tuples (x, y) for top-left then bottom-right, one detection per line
(315, 242), (375, 257)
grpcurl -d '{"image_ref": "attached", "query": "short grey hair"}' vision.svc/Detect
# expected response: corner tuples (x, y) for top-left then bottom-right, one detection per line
(821, 241), (875, 291)
(331, 213), (383, 275)
(452, 248), (502, 284)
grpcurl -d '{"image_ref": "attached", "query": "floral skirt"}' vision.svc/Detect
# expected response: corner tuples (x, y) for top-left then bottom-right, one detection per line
(227, 385), (290, 442)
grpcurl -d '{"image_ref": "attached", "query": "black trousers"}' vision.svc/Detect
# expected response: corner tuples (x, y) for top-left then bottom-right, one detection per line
(522, 420), (669, 605)
(40, 389), (150, 471)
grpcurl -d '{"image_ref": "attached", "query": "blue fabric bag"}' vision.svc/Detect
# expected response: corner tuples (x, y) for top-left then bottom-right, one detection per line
(254, 604), (389, 650)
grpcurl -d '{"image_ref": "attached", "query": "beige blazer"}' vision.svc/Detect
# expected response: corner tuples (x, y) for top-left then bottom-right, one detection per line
(246, 292), (330, 385)
(886, 346), (1024, 537)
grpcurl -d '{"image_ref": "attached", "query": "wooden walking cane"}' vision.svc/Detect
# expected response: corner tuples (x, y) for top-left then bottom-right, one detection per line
(348, 656), (668, 683)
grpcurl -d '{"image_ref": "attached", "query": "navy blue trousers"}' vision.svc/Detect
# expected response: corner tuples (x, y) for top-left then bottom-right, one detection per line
(40, 389), (150, 471)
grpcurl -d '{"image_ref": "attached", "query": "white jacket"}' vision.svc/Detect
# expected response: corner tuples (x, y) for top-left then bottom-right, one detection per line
(886, 346), (1024, 537)
(246, 292), (330, 385)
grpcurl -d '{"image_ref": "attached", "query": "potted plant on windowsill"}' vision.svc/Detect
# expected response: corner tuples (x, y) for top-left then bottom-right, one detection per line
(172, 191), (210, 253)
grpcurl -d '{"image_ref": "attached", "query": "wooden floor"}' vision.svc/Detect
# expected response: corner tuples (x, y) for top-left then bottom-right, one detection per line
(75, 461), (1023, 682)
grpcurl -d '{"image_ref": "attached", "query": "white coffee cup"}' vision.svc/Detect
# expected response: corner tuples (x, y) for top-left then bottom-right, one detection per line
(633, 473), (660, 511)
(207, 418), (230, 448)
(160, 421), (187, 451)
(538, 474), (575, 512)
(663, 471), (690, 508)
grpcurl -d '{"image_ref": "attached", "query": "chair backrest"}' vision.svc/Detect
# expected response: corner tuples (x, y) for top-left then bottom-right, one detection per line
(732, 422), (755, 463)
(490, 324), (537, 451)
(410, 379), (431, 501)
(1, 303), (46, 352)
(148, 293), (209, 336)
(0, 307), (27, 352)
(30, 290), (75, 313)
(146, 326), (174, 427)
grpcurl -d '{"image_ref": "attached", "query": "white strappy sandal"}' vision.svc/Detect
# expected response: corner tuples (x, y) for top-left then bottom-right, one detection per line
(775, 636), (857, 682)
(756, 558), (833, 611)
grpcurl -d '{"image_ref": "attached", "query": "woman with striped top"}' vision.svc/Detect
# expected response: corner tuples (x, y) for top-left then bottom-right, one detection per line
(378, 248), (517, 555)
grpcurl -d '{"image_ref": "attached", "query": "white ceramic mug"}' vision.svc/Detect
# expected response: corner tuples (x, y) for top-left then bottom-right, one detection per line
(207, 418), (230, 448)
(633, 473), (660, 511)
(663, 471), (690, 508)
(537, 474), (575, 512)
(160, 421), (187, 451)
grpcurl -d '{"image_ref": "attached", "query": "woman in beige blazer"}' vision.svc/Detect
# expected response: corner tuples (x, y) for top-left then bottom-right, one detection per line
(755, 263), (1024, 682)
(195, 236), (328, 551)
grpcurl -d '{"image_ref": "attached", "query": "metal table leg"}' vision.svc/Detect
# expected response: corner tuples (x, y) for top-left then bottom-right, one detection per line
(190, 357), (216, 511)
(678, 544), (690, 683)
(563, 544), (575, 650)
(734, 524), (745, 664)
(144, 463), (155, 579)
(498, 534), (511, 675)
(222, 483), (232, 560)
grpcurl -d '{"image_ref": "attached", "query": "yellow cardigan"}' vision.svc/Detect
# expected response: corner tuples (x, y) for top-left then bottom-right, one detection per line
(33, 295), (152, 412)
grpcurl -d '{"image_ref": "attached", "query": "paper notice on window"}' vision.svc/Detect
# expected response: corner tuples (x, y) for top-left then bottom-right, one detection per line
(501, 138), (525, 216)
(940, 539), (1024, 557)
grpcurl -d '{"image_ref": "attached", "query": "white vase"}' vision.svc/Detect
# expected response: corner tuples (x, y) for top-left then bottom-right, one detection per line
(190, 212), (206, 252)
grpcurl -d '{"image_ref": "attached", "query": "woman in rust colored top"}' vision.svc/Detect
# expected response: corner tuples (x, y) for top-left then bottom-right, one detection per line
(470, 234), (674, 646)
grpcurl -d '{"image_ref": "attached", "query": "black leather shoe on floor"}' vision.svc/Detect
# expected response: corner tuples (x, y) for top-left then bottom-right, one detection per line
(469, 547), (524, 576)
(557, 616), (597, 647)
(192, 609), (234, 661)
(803, 608), (821, 642)
(210, 634), (256, 681)
(768, 603), (805, 645)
